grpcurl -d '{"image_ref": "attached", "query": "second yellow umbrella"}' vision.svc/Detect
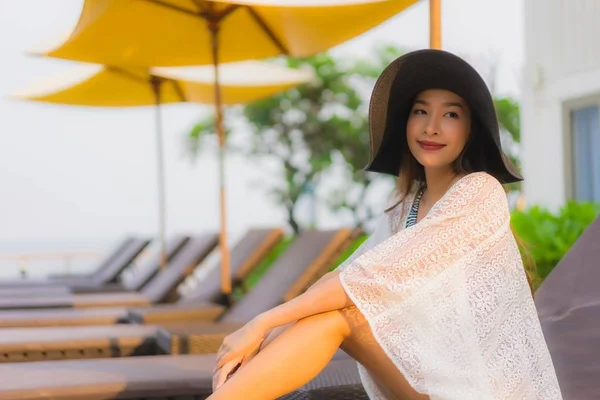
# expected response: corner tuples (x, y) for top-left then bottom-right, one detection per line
(12, 61), (313, 270)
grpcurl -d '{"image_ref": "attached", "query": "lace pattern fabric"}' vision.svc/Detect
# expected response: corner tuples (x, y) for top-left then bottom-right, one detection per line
(337, 172), (563, 399)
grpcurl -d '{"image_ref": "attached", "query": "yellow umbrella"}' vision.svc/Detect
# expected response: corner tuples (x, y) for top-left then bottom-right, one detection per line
(39, 0), (419, 67)
(13, 61), (312, 107)
(38, 0), (418, 296)
(12, 61), (313, 270)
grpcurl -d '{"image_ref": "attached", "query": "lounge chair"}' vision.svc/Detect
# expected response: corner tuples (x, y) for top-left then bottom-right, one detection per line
(0, 353), (367, 399)
(0, 229), (352, 364)
(0, 236), (190, 297)
(0, 228), (281, 328)
(0, 237), (150, 290)
(535, 215), (600, 400)
(0, 354), (215, 399)
(0, 229), (360, 399)
(0, 234), (218, 310)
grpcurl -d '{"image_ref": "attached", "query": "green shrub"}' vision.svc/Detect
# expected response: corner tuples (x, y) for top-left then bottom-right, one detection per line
(511, 201), (600, 282)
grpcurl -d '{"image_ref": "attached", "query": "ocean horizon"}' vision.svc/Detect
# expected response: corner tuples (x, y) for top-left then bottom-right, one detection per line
(0, 238), (133, 279)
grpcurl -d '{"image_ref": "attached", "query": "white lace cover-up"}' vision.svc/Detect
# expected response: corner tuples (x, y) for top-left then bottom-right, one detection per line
(337, 172), (563, 400)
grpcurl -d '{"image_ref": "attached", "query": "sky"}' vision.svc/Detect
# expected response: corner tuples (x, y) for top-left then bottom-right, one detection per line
(0, 0), (524, 248)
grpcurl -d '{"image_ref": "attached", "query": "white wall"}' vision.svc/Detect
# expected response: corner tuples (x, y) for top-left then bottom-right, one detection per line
(522, 0), (600, 209)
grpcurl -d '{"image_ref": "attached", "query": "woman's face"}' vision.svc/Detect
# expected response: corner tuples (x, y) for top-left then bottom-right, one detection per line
(406, 89), (471, 171)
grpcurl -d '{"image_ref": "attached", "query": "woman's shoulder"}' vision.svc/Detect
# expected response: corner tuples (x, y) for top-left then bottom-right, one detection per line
(448, 172), (510, 218)
(453, 171), (506, 196)
(459, 171), (503, 185)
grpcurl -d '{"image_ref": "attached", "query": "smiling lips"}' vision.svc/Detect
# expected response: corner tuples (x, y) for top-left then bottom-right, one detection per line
(418, 140), (446, 151)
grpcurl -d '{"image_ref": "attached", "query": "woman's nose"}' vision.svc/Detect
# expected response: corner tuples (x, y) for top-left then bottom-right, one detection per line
(424, 115), (440, 136)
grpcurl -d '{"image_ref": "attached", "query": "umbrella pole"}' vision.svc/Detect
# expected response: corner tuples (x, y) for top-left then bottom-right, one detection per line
(151, 77), (168, 270)
(209, 21), (232, 298)
(430, 0), (442, 49)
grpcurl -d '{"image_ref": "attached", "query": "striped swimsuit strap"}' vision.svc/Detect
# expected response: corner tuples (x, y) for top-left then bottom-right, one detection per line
(405, 186), (425, 229)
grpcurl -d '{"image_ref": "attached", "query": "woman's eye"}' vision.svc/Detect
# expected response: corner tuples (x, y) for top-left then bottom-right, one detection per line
(445, 111), (459, 119)
(413, 109), (426, 115)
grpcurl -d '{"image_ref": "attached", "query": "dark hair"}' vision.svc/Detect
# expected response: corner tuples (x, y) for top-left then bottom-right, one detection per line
(511, 225), (539, 297)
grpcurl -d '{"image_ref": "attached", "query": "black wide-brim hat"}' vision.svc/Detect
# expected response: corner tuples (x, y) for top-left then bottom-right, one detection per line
(365, 49), (523, 184)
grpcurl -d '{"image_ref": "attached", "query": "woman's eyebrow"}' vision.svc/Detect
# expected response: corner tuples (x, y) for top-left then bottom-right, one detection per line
(413, 99), (464, 109)
(443, 101), (464, 109)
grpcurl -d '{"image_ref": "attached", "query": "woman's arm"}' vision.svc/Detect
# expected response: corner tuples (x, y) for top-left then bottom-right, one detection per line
(255, 271), (342, 352)
(251, 233), (375, 334)
(253, 270), (352, 333)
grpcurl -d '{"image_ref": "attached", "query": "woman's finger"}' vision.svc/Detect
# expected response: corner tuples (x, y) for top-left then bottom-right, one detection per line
(215, 348), (227, 370)
(215, 349), (227, 370)
(212, 367), (223, 392)
(213, 359), (241, 391)
(215, 342), (230, 369)
(216, 350), (237, 370)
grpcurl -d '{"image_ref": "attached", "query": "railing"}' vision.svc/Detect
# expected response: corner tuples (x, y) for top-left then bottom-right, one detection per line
(0, 252), (102, 278)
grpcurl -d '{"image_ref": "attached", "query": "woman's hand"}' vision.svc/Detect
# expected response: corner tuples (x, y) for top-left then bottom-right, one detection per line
(212, 317), (268, 390)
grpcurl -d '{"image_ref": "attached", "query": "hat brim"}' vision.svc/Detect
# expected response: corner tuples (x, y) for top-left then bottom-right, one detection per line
(364, 49), (523, 184)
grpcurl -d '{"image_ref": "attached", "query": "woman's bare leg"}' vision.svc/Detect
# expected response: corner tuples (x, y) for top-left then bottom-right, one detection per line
(338, 306), (429, 400)
(209, 305), (428, 400)
(207, 310), (351, 400)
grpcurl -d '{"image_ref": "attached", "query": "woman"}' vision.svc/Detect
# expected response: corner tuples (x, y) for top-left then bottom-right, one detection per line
(208, 50), (563, 399)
